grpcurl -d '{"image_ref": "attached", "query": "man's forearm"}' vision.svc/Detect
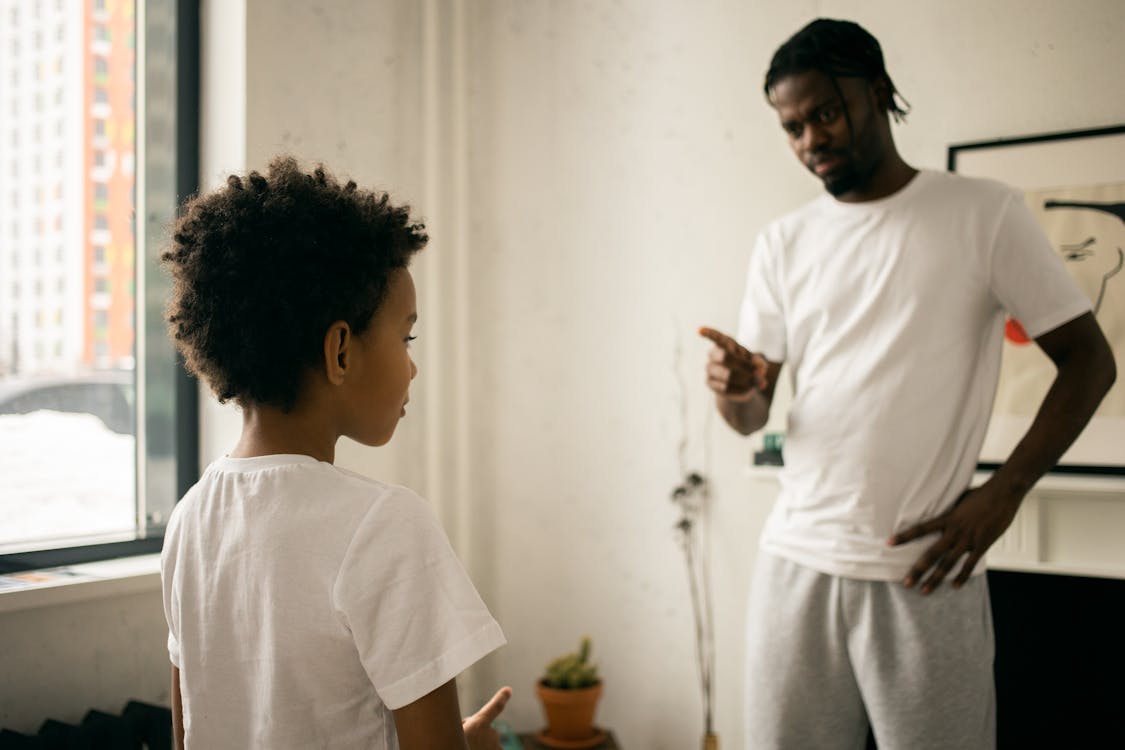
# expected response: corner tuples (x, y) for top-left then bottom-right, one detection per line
(716, 392), (771, 436)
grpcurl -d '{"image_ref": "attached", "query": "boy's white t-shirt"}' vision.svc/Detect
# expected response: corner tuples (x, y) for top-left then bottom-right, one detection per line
(161, 454), (506, 749)
(738, 169), (1091, 580)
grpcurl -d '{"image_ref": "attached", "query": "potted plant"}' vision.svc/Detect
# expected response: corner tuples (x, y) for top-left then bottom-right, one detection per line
(535, 636), (604, 746)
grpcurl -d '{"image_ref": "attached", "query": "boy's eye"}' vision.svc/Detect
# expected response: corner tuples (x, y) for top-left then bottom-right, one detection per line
(405, 335), (417, 346)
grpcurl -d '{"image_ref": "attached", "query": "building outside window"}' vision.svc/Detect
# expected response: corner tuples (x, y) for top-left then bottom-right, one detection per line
(0, 0), (196, 568)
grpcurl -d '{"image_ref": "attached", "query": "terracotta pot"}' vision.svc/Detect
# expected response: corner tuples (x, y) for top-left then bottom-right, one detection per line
(536, 679), (603, 741)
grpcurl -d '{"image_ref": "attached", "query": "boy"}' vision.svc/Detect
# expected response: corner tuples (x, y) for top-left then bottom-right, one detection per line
(161, 157), (511, 749)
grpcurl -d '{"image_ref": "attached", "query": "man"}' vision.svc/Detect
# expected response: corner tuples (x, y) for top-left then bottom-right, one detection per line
(701, 18), (1115, 750)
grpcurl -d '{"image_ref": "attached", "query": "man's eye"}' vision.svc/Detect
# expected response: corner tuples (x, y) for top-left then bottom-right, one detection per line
(784, 123), (803, 138)
(405, 335), (417, 346)
(817, 107), (838, 124)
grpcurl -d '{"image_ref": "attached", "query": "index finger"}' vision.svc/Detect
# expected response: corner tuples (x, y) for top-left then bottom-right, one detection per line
(698, 326), (748, 356)
(473, 686), (512, 724)
(888, 517), (942, 547)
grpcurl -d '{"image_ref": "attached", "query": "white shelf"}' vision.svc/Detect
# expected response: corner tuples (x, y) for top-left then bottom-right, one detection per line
(745, 463), (1125, 496)
(744, 464), (783, 481)
(973, 470), (1125, 495)
(742, 464), (1125, 579)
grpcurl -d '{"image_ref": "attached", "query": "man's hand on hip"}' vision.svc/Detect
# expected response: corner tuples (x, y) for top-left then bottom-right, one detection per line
(889, 481), (1022, 594)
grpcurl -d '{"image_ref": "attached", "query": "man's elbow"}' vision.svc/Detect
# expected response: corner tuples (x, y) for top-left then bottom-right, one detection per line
(1100, 344), (1117, 395)
(1083, 333), (1117, 399)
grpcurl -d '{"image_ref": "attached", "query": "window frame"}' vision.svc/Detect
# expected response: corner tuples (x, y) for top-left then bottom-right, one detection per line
(0, 0), (199, 574)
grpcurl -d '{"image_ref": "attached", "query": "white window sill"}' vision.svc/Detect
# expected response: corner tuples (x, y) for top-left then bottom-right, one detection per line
(0, 553), (161, 615)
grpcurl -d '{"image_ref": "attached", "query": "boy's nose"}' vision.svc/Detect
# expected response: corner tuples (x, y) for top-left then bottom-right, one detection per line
(410, 357), (418, 379)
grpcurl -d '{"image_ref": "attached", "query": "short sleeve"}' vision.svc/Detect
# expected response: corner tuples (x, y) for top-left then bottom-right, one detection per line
(989, 190), (1091, 338)
(332, 487), (506, 711)
(737, 230), (787, 362)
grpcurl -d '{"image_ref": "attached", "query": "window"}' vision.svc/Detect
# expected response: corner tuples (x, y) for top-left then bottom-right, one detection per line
(0, 0), (198, 571)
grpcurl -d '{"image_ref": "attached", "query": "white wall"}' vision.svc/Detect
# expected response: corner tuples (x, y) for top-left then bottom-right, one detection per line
(462, 2), (1125, 747)
(0, 589), (170, 733)
(5, 0), (1124, 744)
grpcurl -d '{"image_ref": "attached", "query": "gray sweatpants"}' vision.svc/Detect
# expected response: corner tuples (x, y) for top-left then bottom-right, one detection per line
(744, 552), (996, 750)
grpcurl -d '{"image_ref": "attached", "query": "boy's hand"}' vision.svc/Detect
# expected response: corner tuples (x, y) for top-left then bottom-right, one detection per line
(700, 327), (768, 401)
(463, 687), (512, 750)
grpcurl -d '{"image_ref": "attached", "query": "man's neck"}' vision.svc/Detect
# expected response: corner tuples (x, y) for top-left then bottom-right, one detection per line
(836, 152), (917, 204)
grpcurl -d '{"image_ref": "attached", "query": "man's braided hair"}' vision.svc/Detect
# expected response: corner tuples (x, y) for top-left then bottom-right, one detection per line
(764, 18), (910, 124)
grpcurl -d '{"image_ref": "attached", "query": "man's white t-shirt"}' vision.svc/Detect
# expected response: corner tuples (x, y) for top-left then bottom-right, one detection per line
(738, 169), (1091, 580)
(161, 454), (506, 749)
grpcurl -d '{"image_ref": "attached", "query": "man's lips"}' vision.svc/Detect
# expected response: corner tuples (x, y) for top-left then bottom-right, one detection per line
(811, 156), (844, 176)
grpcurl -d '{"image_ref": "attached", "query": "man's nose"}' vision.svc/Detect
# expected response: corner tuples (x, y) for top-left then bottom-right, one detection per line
(801, 123), (830, 152)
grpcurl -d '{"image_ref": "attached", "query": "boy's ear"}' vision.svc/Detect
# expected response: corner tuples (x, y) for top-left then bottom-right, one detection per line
(323, 321), (352, 385)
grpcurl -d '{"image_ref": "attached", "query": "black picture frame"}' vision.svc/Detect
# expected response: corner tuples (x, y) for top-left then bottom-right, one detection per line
(949, 125), (1125, 477)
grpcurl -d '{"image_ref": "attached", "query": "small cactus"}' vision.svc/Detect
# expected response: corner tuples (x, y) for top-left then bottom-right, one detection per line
(543, 636), (599, 689)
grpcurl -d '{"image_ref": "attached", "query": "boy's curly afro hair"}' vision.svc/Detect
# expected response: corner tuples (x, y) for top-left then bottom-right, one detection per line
(163, 156), (427, 412)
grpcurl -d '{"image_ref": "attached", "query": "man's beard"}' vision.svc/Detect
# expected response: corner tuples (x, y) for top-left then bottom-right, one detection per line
(822, 165), (862, 197)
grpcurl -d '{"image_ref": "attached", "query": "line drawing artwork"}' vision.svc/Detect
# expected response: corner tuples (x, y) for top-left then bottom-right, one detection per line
(949, 126), (1125, 472)
(1043, 200), (1125, 315)
(993, 184), (1125, 426)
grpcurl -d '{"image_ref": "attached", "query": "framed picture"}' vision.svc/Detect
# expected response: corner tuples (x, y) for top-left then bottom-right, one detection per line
(948, 125), (1125, 475)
